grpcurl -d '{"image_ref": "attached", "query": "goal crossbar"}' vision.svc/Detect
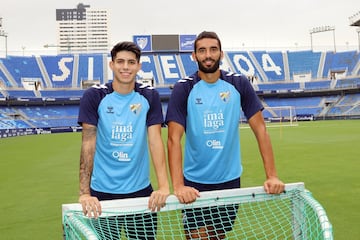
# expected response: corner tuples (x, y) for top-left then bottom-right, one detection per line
(263, 106), (298, 127)
(62, 182), (333, 239)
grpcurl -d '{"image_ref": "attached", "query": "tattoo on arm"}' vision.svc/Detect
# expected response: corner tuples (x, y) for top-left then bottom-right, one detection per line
(79, 125), (97, 196)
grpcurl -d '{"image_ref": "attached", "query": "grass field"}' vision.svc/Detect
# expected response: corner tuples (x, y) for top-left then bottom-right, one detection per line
(0, 120), (359, 239)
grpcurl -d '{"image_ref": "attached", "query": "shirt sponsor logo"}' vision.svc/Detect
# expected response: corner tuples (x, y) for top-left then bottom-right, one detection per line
(203, 111), (224, 131)
(111, 124), (133, 142)
(206, 139), (224, 149)
(112, 151), (131, 161)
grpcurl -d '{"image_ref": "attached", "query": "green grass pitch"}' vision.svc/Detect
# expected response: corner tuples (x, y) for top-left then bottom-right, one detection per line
(0, 120), (359, 239)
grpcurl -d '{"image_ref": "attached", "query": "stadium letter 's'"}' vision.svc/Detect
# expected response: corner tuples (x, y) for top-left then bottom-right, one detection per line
(52, 57), (73, 82)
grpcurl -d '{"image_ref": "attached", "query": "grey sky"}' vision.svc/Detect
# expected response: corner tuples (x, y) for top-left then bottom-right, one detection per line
(0, 0), (359, 55)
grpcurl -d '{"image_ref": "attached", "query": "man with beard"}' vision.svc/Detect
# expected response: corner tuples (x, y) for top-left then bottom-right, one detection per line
(165, 31), (285, 239)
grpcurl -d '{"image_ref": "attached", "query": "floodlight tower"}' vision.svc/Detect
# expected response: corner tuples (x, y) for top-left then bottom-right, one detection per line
(0, 17), (8, 58)
(309, 26), (336, 52)
(357, 28), (360, 52)
(349, 10), (360, 52)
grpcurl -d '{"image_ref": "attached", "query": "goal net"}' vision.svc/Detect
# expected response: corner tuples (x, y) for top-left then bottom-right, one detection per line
(262, 106), (298, 127)
(62, 183), (332, 240)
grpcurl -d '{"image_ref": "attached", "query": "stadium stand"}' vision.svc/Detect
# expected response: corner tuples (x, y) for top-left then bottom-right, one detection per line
(304, 80), (331, 90)
(322, 51), (360, 78)
(1, 50), (360, 135)
(1, 56), (43, 88)
(287, 50), (321, 80)
(264, 96), (323, 116)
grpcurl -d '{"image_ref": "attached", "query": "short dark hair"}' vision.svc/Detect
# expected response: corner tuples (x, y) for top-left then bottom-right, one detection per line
(110, 41), (141, 62)
(194, 31), (222, 52)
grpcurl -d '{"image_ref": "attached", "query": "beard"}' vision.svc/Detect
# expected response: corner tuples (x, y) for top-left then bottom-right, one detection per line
(197, 57), (221, 74)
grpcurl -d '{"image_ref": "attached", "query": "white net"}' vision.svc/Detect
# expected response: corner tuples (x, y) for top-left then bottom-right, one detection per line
(62, 183), (332, 240)
(262, 106), (298, 127)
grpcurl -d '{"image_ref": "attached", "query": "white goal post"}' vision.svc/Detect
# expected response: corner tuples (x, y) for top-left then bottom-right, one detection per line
(62, 182), (333, 240)
(262, 106), (298, 126)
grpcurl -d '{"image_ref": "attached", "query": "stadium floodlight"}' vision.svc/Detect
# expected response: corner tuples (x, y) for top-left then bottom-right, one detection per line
(357, 28), (360, 52)
(349, 11), (360, 26)
(309, 25), (336, 52)
(348, 11), (360, 51)
(0, 17), (8, 58)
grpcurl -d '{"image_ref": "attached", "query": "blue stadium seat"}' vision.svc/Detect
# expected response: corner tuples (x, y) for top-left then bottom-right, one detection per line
(1, 56), (43, 87)
(1, 49), (360, 130)
(304, 80), (331, 90)
(287, 51), (321, 79)
(156, 53), (183, 85)
(322, 51), (360, 78)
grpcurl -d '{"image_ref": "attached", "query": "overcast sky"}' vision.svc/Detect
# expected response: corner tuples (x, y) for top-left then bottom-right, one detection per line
(0, 0), (359, 55)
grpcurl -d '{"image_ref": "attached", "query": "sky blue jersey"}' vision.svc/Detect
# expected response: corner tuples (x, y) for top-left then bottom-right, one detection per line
(78, 82), (163, 194)
(166, 70), (263, 184)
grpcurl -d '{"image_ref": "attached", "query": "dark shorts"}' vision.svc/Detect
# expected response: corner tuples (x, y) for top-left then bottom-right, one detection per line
(90, 185), (157, 240)
(183, 178), (240, 233)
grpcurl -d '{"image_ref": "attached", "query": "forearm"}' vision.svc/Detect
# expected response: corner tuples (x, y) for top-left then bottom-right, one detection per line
(166, 121), (186, 191)
(168, 131), (200, 203)
(149, 142), (169, 190)
(147, 125), (169, 190)
(167, 137), (185, 189)
(249, 112), (279, 179)
(79, 149), (93, 195)
(256, 131), (278, 179)
(152, 162), (169, 190)
(79, 125), (96, 196)
(249, 112), (284, 193)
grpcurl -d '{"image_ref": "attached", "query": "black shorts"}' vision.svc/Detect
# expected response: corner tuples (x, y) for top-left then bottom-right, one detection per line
(90, 185), (157, 240)
(90, 184), (154, 200)
(182, 178), (240, 233)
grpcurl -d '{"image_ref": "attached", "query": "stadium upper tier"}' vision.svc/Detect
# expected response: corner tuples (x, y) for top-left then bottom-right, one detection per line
(0, 50), (360, 100)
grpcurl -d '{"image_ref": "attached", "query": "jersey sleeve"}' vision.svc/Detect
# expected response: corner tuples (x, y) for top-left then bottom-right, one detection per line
(78, 87), (101, 126)
(237, 75), (264, 120)
(145, 88), (164, 126)
(165, 81), (190, 128)
(78, 83), (111, 126)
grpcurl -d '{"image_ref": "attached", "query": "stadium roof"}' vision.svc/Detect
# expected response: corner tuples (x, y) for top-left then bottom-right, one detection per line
(349, 11), (360, 26)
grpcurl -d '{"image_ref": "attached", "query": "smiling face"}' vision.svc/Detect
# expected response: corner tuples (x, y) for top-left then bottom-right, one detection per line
(109, 50), (141, 86)
(192, 38), (223, 74)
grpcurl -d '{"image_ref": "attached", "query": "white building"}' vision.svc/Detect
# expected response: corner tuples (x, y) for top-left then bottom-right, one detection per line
(55, 3), (110, 54)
